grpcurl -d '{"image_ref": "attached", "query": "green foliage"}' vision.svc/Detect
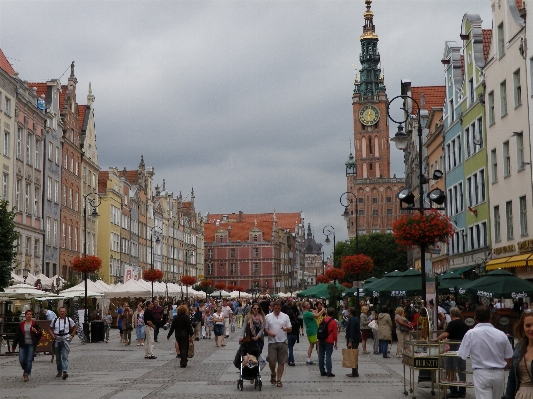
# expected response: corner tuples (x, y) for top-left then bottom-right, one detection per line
(0, 200), (19, 290)
(335, 233), (408, 279)
(60, 274), (81, 291)
(327, 284), (345, 317)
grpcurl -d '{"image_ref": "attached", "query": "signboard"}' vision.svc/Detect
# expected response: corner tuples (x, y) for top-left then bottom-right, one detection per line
(36, 320), (53, 354)
(413, 357), (439, 369)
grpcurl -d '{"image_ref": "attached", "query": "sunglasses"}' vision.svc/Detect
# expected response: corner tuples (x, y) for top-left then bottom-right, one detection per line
(252, 308), (259, 310)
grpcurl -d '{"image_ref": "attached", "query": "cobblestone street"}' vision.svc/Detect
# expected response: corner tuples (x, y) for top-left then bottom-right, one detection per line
(0, 327), (446, 399)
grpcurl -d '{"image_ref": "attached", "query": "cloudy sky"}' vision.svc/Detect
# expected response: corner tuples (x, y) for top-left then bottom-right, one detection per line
(0, 0), (492, 255)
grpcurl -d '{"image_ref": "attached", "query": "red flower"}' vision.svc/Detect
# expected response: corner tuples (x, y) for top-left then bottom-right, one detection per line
(71, 256), (102, 274)
(199, 279), (213, 288)
(316, 275), (330, 284)
(341, 282), (352, 288)
(226, 284), (237, 292)
(143, 269), (164, 282)
(341, 254), (374, 276)
(180, 275), (197, 286)
(236, 286), (245, 292)
(325, 268), (345, 281)
(392, 210), (453, 248)
(214, 282), (226, 291)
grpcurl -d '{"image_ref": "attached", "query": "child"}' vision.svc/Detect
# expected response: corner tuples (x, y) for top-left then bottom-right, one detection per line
(242, 353), (258, 368)
(204, 309), (213, 339)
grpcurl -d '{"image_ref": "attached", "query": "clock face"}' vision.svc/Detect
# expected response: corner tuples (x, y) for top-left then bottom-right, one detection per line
(358, 104), (380, 126)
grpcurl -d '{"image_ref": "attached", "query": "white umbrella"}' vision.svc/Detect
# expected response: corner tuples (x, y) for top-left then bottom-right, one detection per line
(4, 283), (52, 296)
(211, 290), (231, 297)
(10, 272), (24, 284)
(105, 278), (151, 298)
(59, 288), (104, 298)
(229, 290), (251, 298)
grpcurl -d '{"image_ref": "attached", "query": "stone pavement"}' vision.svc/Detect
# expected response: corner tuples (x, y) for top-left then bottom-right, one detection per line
(0, 326), (463, 399)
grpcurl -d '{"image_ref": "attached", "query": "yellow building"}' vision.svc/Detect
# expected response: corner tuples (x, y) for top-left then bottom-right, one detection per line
(97, 168), (124, 283)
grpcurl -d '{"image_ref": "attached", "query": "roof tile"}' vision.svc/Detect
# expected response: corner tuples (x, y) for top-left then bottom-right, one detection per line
(204, 220), (275, 243)
(78, 105), (86, 130)
(0, 49), (15, 76)
(410, 86), (446, 115)
(27, 82), (47, 99)
(206, 212), (302, 233)
(483, 29), (492, 62)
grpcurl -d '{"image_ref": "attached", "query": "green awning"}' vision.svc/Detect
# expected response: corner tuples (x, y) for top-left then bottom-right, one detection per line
(447, 265), (476, 275)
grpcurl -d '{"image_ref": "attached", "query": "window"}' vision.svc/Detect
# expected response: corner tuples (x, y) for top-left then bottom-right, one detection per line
(449, 99), (454, 122)
(253, 263), (259, 274)
(230, 248), (235, 258)
(26, 133), (32, 165)
(16, 127), (22, 159)
(74, 192), (78, 212)
(68, 225), (71, 250)
(253, 234), (258, 242)
(498, 22), (505, 58)
(488, 91), (495, 125)
(207, 263), (213, 275)
(55, 146), (59, 165)
(480, 169), (486, 203)
(465, 127), (471, 158)
(46, 217), (51, 245)
(500, 80), (507, 117)
(47, 176), (52, 200)
(358, 197), (363, 203)
(372, 197), (378, 203)
(64, 153), (67, 169)
(504, 141), (511, 177)
(514, 69), (522, 107)
(74, 227), (77, 252)
(372, 210), (378, 216)
(469, 78), (474, 105)
(53, 219), (58, 247)
(466, 177), (472, 207)
(3, 129), (9, 157)
(62, 186), (66, 206)
(35, 139), (41, 169)
(516, 132), (525, 169)
(54, 180), (59, 203)
(34, 188), (39, 217)
(477, 117), (484, 149)
(386, 209), (392, 215)
(386, 197), (392, 203)
(0, 173), (7, 200)
(69, 188), (72, 209)
(25, 237), (31, 255)
(15, 179), (20, 210)
(34, 239), (39, 257)
(358, 209), (364, 216)
(253, 248), (258, 257)
(506, 201), (514, 240)
(5, 97), (11, 115)
(491, 149), (498, 183)
(25, 183), (30, 213)
(520, 196), (528, 236)
(230, 263), (236, 275)
(48, 142), (53, 161)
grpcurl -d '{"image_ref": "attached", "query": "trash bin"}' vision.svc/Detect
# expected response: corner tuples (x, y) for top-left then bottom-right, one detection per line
(91, 321), (105, 343)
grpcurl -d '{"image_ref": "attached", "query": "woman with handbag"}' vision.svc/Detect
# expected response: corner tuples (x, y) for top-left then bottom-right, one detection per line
(11, 309), (42, 382)
(133, 303), (145, 346)
(345, 307), (360, 377)
(360, 306), (371, 354)
(213, 305), (226, 347)
(122, 304), (133, 345)
(394, 307), (411, 358)
(167, 305), (194, 368)
(240, 303), (265, 355)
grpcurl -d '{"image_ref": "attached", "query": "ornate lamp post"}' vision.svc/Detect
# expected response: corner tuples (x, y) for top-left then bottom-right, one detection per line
(83, 193), (100, 340)
(150, 226), (162, 299)
(22, 267), (29, 283)
(323, 226), (335, 269)
(55, 276), (61, 294)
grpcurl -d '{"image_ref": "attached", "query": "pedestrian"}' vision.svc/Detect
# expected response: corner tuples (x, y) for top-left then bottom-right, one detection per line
(143, 301), (157, 359)
(302, 301), (325, 365)
(204, 308), (213, 339)
(12, 309), (42, 382)
(167, 304), (194, 368)
(377, 305), (392, 358)
(359, 305), (371, 354)
(121, 304), (133, 345)
(40, 308), (57, 321)
(193, 306), (202, 341)
(370, 310), (380, 354)
(102, 309), (112, 343)
(152, 299), (163, 342)
(235, 304), (244, 328)
(458, 305), (513, 399)
(286, 310), (299, 366)
(296, 302), (304, 336)
(345, 307), (360, 377)
(394, 307), (410, 358)
(504, 308), (533, 399)
(133, 303), (145, 346)
(264, 301), (292, 387)
(49, 307), (77, 380)
(317, 307), (338, 377)
(117, 303), (124, 343)
(221, 299), (233, 338)
(432, 307), (469, 398)
(213, 305), (226, 347)
(241, 302), (265, 354)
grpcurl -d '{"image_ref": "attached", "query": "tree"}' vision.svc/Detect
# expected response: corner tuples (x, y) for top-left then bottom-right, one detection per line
(335, 233), (407, 278)
(0, 199), (19, 289)
(341, 254), (374, 282)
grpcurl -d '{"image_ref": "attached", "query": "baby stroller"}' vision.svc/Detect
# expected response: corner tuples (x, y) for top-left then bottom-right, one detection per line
(234, 340), (262, 391)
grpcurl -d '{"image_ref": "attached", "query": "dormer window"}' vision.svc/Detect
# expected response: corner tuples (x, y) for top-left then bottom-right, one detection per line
(253, 234), (258, 242)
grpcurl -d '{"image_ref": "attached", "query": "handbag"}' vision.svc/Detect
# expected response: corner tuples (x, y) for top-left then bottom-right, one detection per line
(188, 340), (194, 358)
(399, 325), (410, 333)
(368, 320), (378, 331)
(342, 348), (359, 369)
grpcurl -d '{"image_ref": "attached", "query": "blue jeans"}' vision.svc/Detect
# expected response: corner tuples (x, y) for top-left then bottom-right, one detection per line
(55, 340), (70, 372)
(288, 335), (297, 364)
(18, 345), (35, 375)
(136, 325), (145, 340)
(379, 340), (389, 357)
(318, 341), (334, 374)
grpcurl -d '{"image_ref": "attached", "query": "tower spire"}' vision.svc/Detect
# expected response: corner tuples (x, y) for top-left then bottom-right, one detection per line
(360, 0), (378, 40)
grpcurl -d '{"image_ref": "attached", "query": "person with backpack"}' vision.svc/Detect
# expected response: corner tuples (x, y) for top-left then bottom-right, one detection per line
(317, 307), (338, 377)
(49, 307), (77, 380)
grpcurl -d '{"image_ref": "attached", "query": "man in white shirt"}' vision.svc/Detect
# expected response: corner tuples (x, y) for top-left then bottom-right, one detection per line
(264, 301), (291, 387)
(457, 305), (513, 399)
(49, 307), (77, 380)
(220, 300), (233, 337)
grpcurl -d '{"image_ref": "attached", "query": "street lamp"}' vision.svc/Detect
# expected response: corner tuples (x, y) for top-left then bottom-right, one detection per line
(55, 276), (61, 294)
(323, 226), (335, 269)
(23, 267), (30, 283)
(83, 193), (100, 341)
(150, 226), (162, 299)
(341, 191), (362, 312)
(387, 94), (446, 304)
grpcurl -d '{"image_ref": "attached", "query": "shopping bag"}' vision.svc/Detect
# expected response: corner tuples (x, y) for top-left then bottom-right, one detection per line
(188, 340), (194, 358)
(231, 323), (235, 333)
(342, 348), (359, 369)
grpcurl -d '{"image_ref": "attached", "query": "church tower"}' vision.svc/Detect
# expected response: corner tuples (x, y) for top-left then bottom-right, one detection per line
(346, 0), (405, 239)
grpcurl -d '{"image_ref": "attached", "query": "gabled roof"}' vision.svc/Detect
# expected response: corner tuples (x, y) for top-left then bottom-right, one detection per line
(78, 104), (87, 130)
(483, 29), (492, 62)
(204, 220), (275, 243)
(0, 49), (15, 76)
(206, 212), (302, 233)
(27, 82), (47, 98)
(411, 86), (446, 115)
(59, 85), (68, 111)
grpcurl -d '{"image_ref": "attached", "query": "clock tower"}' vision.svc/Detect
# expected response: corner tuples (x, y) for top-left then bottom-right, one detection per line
(345, 0), (405, 239)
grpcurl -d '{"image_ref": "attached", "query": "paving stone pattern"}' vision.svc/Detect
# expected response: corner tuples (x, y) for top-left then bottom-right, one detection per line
(0, 328), (459, 399)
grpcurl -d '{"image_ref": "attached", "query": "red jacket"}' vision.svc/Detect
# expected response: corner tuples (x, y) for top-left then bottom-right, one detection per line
(324, 316), (338, 345)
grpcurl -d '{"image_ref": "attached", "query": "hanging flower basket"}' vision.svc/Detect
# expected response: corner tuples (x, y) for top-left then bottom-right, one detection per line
(199, 279), (213, 288)
(341, 254), (374, 276)
(325, 268), (345, 281)
(71, 256), (102, 274)
(316, 275), (330, 284)
(392, 210), (454, 248)
(214, 282), (226, 291)
(180, 275), (197, 287)
(143, 269), (164, 282)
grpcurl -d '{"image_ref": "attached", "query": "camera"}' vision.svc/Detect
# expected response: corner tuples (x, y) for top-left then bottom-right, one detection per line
(59, 329), (65, 335)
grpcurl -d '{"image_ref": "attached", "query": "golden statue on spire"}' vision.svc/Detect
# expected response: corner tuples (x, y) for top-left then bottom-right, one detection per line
(360, 0), (379, 40)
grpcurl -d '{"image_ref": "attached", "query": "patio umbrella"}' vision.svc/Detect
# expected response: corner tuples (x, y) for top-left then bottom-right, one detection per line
(362, 270), (404, 295)
(59, 288), (104, 298)
(437, 272), (465, 294)
(364, 269), (434, 297)
(296, 283), (327, 298)
(307, 281), (344, 299)
(458, 268), (533, 299)
(211, 290), (231, 297)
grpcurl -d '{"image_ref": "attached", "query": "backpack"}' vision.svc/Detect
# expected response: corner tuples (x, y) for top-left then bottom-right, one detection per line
(317, 318), (334, 341)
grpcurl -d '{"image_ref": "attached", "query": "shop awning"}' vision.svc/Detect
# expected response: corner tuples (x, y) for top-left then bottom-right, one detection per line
(485, 254), (533, 271)
(485, 257), (511, 271)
